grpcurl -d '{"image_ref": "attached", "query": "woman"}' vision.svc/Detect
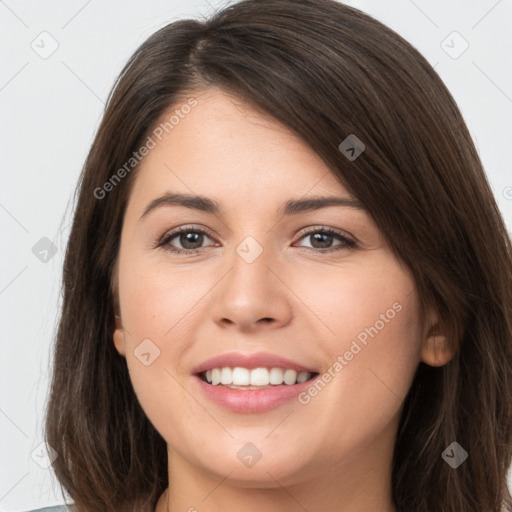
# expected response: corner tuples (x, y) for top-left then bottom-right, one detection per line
(36, 0), (512, 511)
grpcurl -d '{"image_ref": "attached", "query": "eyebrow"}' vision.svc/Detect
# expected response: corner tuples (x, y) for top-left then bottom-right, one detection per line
(139, 192), (364, 220)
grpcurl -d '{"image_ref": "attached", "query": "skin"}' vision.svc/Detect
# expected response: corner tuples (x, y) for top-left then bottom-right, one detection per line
(112, 87), (454, 512)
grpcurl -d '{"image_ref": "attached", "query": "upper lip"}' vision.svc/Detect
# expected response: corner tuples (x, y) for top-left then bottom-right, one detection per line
(191, 352), (318, 375)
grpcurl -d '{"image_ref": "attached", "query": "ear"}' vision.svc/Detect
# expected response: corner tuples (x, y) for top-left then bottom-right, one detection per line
(111, 271), (126, 357)
(113, 313), (126, 357)
(110, 258), (126, 357)
(420, 309), (455, 367)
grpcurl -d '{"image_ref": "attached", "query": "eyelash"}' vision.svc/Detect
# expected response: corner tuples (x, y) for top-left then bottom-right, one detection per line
(155, 225), (357, 255)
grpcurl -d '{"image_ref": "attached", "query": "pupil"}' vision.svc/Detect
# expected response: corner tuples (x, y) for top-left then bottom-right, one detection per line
(181, 232), (203, 249)
(312, 233), (332, 249)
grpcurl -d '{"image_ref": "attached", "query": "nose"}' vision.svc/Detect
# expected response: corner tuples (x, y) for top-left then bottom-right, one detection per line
(210, 243), (293, 333)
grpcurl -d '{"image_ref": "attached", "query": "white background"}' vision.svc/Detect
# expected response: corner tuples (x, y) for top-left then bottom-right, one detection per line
(1, 0), (511, 510)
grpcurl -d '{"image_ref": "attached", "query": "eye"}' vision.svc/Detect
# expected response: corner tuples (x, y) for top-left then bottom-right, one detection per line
(294, 227), (356, 253)
(156, 226), (216, 254)
(155, 225), (357, 255)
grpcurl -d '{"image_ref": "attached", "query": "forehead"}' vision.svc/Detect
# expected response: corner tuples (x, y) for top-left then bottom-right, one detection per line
(127, 87), (354, 213)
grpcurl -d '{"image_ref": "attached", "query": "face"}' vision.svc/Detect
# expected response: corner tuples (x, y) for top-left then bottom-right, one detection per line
(113, 87), (447, 489)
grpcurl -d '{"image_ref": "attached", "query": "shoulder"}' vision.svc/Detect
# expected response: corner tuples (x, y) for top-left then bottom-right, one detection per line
(24, 506), (74, 512)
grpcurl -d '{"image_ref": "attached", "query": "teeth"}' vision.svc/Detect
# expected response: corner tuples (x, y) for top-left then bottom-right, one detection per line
(250, 367), (269, 386)
(221, 367), (232, 385)
(202, 367), (314, 386)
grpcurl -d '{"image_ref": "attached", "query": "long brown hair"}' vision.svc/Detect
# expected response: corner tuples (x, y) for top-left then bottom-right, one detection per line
(44, 0), (512, 510)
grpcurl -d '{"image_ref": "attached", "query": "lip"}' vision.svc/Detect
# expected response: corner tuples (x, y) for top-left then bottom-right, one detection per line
(192, 373), (319, 413)
(191, 351), (317, 375)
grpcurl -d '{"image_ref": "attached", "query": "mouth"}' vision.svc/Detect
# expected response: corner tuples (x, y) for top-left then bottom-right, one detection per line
(193, 366), (321, 413)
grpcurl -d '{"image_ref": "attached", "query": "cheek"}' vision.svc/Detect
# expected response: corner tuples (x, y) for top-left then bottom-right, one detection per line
(327, 262), (422, 395)
(293, 258), (422, 440)
(322, 301), (420, 457)
(115, 253), (199, 421)
(340, 297), (421, 397)
(118, 250), (208, 346)
(285, 255), (420, 358)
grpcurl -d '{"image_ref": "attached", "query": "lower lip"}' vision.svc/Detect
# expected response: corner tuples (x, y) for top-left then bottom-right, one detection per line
(193, 374), (318, 413)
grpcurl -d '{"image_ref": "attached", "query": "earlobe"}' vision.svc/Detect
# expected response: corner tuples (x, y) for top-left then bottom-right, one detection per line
(420, 334), (455, 367)
(420, 311), (456, 367)
(113, 314), (126, 357)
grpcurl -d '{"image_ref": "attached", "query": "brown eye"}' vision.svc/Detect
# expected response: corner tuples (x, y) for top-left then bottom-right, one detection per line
(296, 228), (356, 252)
(157, 226), (216, 254)
(173, 231), (206, 250)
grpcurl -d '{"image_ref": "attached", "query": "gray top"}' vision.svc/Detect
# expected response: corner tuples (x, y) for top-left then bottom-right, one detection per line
(24, 506), (73, 512)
